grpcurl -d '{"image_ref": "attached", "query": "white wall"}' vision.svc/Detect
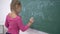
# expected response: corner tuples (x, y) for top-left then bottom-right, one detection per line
(0, 0), (48, 34)
(0, 0), (11, 25)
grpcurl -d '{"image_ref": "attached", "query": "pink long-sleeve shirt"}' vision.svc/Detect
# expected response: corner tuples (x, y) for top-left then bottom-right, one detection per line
(5, 14), (29, 34)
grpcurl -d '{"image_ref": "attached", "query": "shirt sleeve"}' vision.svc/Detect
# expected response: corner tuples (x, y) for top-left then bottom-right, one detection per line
(5, 16), (9, 28)
(17, 17), (30, 32)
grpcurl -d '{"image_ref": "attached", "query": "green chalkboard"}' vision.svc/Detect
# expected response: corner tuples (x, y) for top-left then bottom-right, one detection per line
(19, 0), (60, 34)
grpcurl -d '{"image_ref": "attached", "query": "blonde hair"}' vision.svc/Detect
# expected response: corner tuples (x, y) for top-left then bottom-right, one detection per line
(10, 0), (21, 11)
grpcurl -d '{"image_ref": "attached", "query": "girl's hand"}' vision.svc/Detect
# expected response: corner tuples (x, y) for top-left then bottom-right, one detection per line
(29, 17), (34, 23)
(27, 17), (34, 27)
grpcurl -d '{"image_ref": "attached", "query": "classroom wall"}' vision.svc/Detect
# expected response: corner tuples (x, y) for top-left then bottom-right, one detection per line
(0, 0), (48, 34)
(0, 0), (11, 25)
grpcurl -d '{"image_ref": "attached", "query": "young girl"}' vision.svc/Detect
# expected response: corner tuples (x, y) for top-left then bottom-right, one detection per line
(5, 0), (34, 34)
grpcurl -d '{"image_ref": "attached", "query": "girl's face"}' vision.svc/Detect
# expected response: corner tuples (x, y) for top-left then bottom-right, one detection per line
(15, 5), (22, 14)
